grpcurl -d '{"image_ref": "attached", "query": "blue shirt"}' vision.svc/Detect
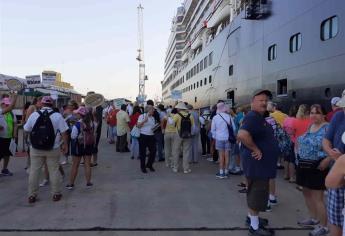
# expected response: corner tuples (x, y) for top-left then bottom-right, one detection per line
(297, 124), (328, 161)
(324, 111), (345, 154)
(240, 111), (280, 179)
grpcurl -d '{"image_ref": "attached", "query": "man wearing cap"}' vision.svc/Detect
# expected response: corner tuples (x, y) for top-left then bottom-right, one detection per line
(24, 96), (69, 203)
(322, 90), (345, 236)
(199, 110), (211, 156)
(172, 101), (194, 173)
(326, 97), (342, 122)
(0, 94), (18, 176)
(237, 89), (279, 236)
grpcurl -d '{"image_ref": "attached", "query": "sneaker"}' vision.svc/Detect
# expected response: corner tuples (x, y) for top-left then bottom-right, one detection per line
(216, 173), (225, 179)
(309, 225), (329, 236)
(86, 182), (93, 187)
(297, 218), (320, 227)
(238, 188), (248, 193)
(183, 169), (192, 174)
(249, 226), (274, 236)
(245, 216), (269, 227)
(265, 205), (272, 212)
(206, 157), (213, 162)
(65, 184), (74, 190)
(39, 179), (49, 187)
(172, 168), (178, 173)
(1, 169), (13, 176)
(269, 198), (278, 206)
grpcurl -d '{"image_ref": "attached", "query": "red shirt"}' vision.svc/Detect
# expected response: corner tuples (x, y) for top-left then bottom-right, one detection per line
(326, 108), (342, 122)
(129, 112), (141, 129)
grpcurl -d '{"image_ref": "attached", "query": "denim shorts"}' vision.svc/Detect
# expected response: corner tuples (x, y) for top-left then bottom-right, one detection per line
(327, 188), (345, 226)
(215, 139), (231, 151)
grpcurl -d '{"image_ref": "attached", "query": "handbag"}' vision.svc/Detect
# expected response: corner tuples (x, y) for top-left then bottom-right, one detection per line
(9, 138), (17, 156)
(130, 126), (141, 138)
(298, 159), (321, 169)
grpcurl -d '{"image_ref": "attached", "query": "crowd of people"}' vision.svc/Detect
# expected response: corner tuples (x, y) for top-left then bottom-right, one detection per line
(1, 88), (345, 236)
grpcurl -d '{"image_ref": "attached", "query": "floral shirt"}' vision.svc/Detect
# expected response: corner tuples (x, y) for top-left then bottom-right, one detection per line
(297, 124), (328, 161)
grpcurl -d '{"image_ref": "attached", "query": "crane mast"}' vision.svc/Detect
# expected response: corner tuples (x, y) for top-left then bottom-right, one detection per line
(136, 4), (146, 104)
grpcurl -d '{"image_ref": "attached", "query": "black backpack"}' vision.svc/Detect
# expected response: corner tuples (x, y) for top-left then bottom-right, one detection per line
(218, 114), (236, 144)
(30, 110), (56, 150)
(178, 112), (192, 139)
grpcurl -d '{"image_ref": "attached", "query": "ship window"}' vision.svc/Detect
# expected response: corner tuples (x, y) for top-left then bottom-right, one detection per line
(194, 83), (196, 89)
(204, 57), (208, 69)
(229, 65), (234, 76)
(195, 97), (197, 103)
(325, 88), (331, 98)
(194, 66), (196, 75)
(197, 64), (199, 73)
(268, 44), (277, 61)
(204, 78), (207, 85)
(200, 80), (203, 86)
(197, 82), (199, 88)
(200, 61), (203, 71)
(321, 16), (338, 41)
(209, 52), (213, 66)
(290, 33), (301, 53)
(277, 79), (288, 96)
(209, 75), (212, 84)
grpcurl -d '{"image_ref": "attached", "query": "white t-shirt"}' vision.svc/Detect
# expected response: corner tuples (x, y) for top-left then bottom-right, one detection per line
(211, 112), (236, 141)
(24, 107), (69, 149)
(138, 114), (155, 136)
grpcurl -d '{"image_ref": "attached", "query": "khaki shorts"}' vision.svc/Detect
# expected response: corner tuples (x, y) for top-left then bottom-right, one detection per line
(247, 178), (269, 212)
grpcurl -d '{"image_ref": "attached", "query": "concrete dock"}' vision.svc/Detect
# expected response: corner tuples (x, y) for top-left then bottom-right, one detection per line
(0, 132), (310, 236)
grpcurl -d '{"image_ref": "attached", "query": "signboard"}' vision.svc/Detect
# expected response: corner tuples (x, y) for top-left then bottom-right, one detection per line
(42, 72), (56, 85)
(171, 90), (182, 100)
(223, 99), (233, 108)
(113, 98), (126, 109)
(26, 75), (41, 88)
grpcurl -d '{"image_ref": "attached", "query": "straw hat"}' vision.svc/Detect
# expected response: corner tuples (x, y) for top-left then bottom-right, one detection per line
(175, 102), (188, 110)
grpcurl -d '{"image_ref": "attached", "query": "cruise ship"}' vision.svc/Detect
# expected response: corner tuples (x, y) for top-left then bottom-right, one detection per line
(162, 0), (345, 111)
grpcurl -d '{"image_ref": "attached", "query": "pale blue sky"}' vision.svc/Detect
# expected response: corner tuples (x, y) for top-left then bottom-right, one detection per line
(0, 0), (181, 100)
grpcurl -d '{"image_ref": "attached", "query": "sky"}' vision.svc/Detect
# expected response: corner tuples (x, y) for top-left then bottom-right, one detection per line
(0, 0), (181, 100)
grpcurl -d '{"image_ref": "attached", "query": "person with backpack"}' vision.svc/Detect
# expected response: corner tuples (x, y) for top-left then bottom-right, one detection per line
(106, 103), (118, 145)
(188, 104), (200, 164)
(24, 96), (69, 203)
(172, 102), (194, 174)
(0, 94), (18, 177)
(66, 106), (95, 189)
(211, 102), (236, 179)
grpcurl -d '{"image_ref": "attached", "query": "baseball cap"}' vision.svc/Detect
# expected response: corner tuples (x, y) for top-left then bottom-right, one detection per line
(336, 90), (345, 108)
(73, 106), (87, 116)
(252, 89), (272, 99)
(331, 97), (341, 106)
(41, 96), (54, 105)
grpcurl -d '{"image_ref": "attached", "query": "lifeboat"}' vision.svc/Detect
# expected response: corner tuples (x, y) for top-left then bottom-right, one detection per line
(207, 2), (230, 29)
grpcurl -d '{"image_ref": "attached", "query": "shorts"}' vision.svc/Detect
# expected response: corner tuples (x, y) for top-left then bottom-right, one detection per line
(71, 140), (93, 157)
(247, 178), (269, 212)
(215, 139), (231, 151)
(0, 137), (12, 158)
(296, 165), (328, 190)
(327, 188), (345, 226)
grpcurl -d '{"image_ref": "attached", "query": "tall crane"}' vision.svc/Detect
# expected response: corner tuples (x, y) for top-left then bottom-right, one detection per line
(136, 4), (147, 104)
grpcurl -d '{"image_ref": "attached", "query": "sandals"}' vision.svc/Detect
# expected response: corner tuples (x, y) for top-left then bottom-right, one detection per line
(28, 196), (37, 204)
(52, 194), (62, 202)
